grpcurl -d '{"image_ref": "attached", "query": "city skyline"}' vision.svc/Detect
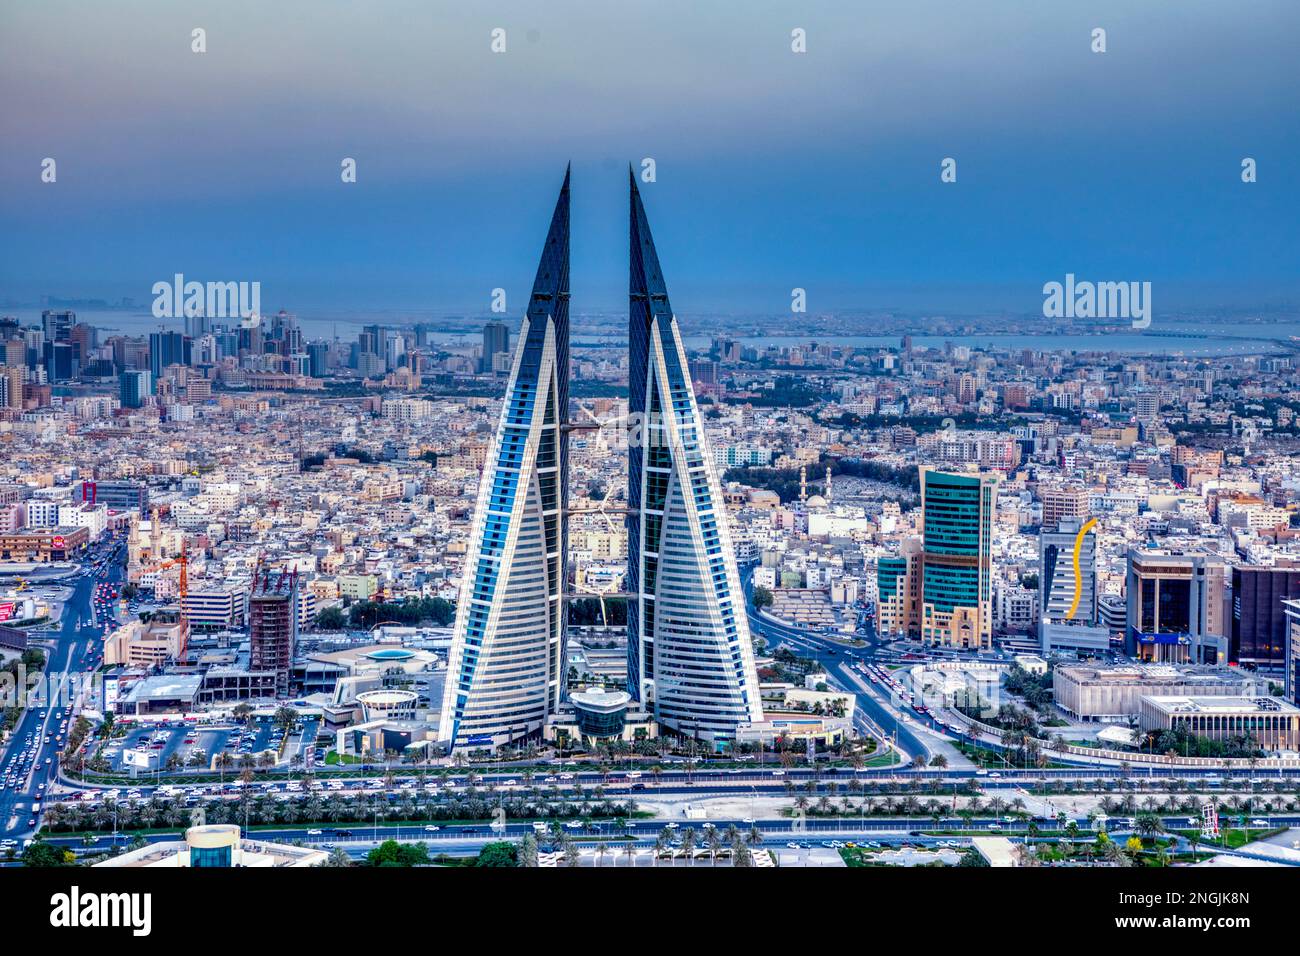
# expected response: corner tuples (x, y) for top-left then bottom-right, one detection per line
(4, 0), (1300, 918)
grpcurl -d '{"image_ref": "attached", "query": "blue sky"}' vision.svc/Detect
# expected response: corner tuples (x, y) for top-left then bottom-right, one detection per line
(1, 0), (1296, 317)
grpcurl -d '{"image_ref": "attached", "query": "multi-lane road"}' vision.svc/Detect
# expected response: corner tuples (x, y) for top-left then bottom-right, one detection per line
(0, 536), (121, 844)
(11, 550), (1300, 863)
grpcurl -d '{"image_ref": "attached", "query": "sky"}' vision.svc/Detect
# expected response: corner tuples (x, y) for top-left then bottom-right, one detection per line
(1, 0), (1297, 319)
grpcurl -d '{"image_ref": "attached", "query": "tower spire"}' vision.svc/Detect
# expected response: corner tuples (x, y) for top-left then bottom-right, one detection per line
(439, 167), (571, 753)
(626, 171), (764, 739)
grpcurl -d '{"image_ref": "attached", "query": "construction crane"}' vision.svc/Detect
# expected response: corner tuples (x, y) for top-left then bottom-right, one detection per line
(141, 544), (189, 659)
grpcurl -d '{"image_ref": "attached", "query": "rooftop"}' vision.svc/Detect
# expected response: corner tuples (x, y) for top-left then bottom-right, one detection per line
(1143, 695), (1300, 716)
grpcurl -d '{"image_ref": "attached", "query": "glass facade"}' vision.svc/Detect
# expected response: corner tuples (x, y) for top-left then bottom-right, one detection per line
(573, 704), (628, 739)
(438, 169), (570, 753)
(190, 845), (232, 868)
(626, 173), (763, 740)
(919, 469), (996, 647)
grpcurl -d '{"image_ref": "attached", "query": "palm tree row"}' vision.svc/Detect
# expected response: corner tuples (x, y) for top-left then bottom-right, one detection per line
(40, 792), (641, 834)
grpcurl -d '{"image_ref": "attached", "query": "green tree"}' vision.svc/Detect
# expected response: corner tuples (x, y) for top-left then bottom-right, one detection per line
(475, 841), (519, 867)
(366, 839), (429, 867)
(23, 841), (72, 867)
(315, 606), (346, 630)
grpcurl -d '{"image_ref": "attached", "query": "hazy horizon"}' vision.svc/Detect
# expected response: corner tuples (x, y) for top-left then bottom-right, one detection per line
(3, 0), (1297, 316)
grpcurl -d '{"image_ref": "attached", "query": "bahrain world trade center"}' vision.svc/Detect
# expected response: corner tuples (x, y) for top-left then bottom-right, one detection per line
(438, 169), (571, 753)
(440, 168), (762, 753)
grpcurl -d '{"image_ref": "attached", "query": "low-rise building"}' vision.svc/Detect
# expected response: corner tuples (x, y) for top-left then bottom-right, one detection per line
(1054, 663), (1264, 722)
(1138, 695), (1300, 751)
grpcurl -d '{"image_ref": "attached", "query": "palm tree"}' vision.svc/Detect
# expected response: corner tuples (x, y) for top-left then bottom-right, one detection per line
(215, 751), (234, 784)
(1135, 813), (1164, 839)
(706, 827), (722, 865)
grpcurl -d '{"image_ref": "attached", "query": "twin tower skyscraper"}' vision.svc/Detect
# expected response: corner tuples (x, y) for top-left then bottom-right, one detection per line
(439, 168), (763, 753)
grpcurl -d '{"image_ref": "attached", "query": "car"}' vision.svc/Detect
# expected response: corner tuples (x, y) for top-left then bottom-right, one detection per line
(1251, 819), (1269, 827)
(306, 828), (323, 836)
(424, 825), (441, 832)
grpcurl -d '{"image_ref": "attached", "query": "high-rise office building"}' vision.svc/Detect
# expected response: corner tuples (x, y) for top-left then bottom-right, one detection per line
(626, 171), (762, 743)
(119, 370), (152, 408)
(307, 341), (330, 378)
(481, 321), (510, 373)
(41, 309), (75, 343)
(438, 168), (571, 753)
(1037, 517), (1113, 655)
(919, 467), (998, 649)
(149, 331), (189, 379)
(877, 536), (922, 638)
(1, 366), (22, 409)
(43, 341), (76, 382)
(249, 567), (299, 698)
(1040, 518), (1098, 624)
(1230, 565), (1300, 670)
(1126, 549), (1227, 664)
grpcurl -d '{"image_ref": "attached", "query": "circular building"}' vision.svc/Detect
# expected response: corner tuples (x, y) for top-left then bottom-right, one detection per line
(569, 689), (631, 740)
(357, 689), (418, 722)
(185, 824), (241, 867)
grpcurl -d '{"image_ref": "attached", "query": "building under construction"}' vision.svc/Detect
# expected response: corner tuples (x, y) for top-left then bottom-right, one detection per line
(249, 567), (299, 698)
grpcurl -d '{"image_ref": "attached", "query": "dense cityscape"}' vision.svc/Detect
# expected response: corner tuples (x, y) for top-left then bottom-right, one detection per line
(2, 168), (1299, 885)
(4, 0), (1296, 939)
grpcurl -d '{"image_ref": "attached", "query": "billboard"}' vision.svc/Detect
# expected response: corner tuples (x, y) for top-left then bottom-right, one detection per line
(0, 602), (14, 623)
(123, 747), (157, 768)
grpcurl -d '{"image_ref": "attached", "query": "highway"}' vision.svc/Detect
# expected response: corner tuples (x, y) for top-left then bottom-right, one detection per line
(39, 812), (1300, 865)
(0, 534), (122, 844)
(740, 564), (935, 761)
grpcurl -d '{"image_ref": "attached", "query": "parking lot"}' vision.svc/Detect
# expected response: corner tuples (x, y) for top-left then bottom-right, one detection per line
(104, 718), (290, 771)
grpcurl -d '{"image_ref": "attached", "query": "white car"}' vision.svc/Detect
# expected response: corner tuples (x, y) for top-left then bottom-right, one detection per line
(424, 825), (440, 832)
(306, 829), (323, 836)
